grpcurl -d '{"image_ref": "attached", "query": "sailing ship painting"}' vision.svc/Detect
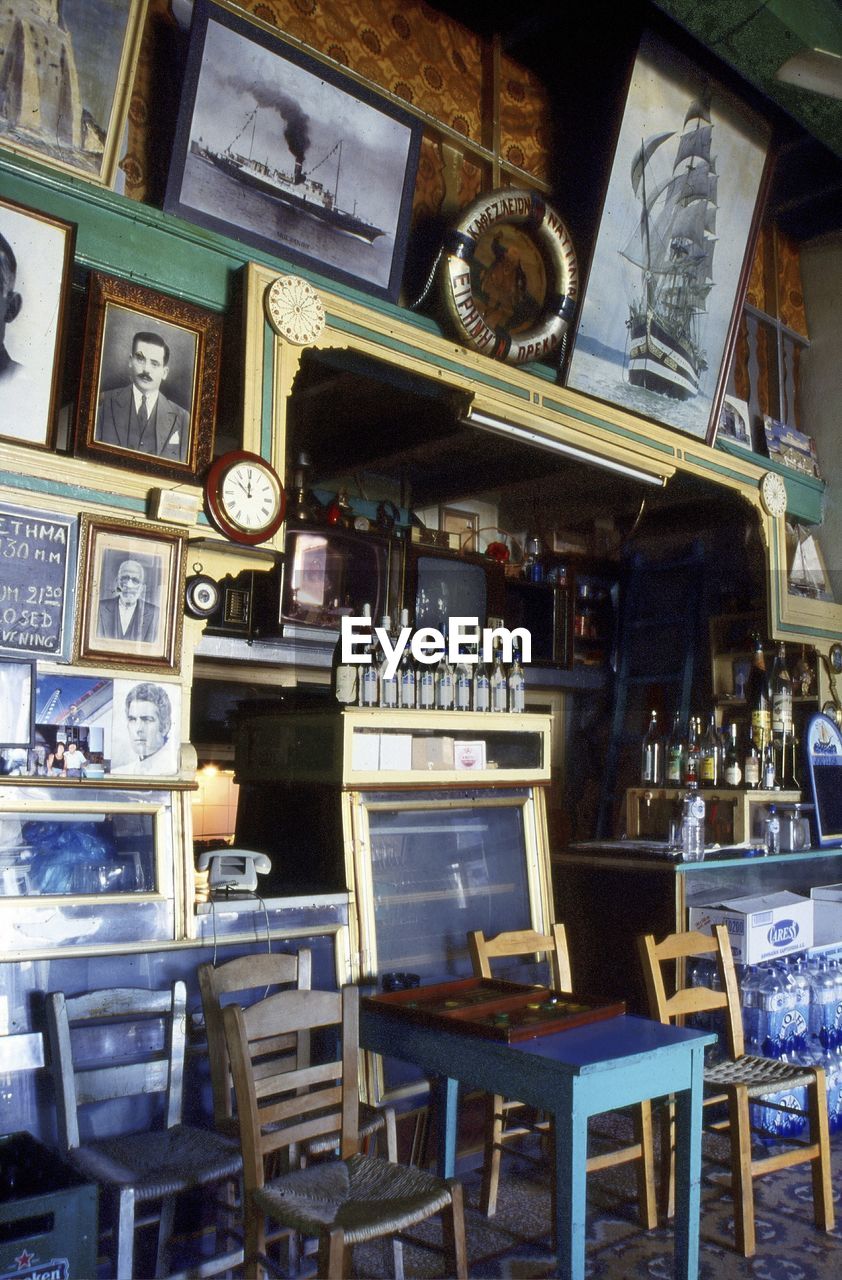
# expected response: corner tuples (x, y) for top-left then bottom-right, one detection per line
(565, 34), (768, 441)
(165, 2), (421, 302)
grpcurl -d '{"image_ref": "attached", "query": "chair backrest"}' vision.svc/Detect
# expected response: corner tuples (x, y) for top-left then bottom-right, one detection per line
(637, 924), (745, 1057)
(198, 949), (312, 1132)
(467, 923), (573, 993)
(223, 986), (359, 1193)
(47, 983), (187, 1152)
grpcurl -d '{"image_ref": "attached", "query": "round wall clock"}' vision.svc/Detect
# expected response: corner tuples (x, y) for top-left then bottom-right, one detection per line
(759, 470), (787, 518)
(264, 274), (325, 345)
(204, 451), (286, 545)
(829, 642), (842, 675)
(440, 189), (578, 366)
(185, 574), (220, 619)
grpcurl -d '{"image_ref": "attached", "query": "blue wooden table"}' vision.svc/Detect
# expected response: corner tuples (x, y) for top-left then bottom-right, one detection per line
(360, 1004), (715, 1280)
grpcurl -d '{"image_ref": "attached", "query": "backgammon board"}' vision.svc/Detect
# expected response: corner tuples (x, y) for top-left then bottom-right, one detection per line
(363, 977), (625, 1043)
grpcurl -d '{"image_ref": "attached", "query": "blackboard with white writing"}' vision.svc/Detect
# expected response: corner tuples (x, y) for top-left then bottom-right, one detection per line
(0, 502), (77, 660)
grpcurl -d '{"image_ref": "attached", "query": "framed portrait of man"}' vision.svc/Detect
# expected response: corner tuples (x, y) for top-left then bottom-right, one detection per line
(74, 272), (222, 482)
(74, 516), (187, 671)
(110, 677), (182, 778)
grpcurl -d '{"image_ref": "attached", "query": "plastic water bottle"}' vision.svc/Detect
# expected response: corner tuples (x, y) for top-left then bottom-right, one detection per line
(681, 791), (705, 861)
(764, 805), (781, 856)
(740, 965), (764, 1050)
(808, 961), (837, 1046)
(784, 957), (811, 1050)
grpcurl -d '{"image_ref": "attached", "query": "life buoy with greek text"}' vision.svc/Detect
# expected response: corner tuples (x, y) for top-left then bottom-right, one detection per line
(441, 189), (578, 366)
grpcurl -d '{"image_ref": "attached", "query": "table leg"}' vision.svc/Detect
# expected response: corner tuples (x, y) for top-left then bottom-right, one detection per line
(432, 1075), (460, 1179)
(672, 1045), (706, 1280)
(552, 1090), (588, 1280)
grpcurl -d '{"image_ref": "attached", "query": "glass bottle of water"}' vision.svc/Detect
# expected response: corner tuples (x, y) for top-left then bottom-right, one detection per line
(398, 609), (416, 709)
(681, 790), (705, 861)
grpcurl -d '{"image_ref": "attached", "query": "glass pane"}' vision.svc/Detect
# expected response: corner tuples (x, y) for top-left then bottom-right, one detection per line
(0, 811), (156, 896)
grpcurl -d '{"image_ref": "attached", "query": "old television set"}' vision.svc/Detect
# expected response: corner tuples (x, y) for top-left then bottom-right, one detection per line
(278, 526), (398, 639)
(503, 579), (573, 666)
(400, 542), (505, 635)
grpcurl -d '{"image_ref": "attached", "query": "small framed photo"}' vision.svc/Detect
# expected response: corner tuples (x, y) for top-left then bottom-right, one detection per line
(440, 507), (480, 552)
(0, 658), (35, 749)
(74, 516), (188, 672)
(164, 0), (422, 304)
(0, 2), (148, 187)
(74, 272), (222, 482)
(718, 395), (754, 450)
(110, 677), (182, 778)
(0, 197), (75, 450)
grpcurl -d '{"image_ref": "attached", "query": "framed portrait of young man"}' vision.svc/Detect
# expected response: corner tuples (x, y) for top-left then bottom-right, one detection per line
(74, 516), (188, 672)
(74, 272), (222, 482)
(0, 198), (75, 450)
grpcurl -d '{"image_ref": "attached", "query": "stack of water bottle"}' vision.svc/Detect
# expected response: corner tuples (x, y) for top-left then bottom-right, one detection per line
(690, 949), (842, 1135)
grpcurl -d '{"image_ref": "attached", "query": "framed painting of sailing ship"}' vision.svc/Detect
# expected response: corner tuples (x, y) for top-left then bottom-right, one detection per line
(164, 0), (422, 305)
(564, 31), (771, 444)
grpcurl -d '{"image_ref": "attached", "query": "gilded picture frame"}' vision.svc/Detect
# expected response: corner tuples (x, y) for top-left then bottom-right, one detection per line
(74, 516), (187, 672)
(74, 272), (222, 483)
(0, 1), (149, 187)
(564, 30), (771, 444)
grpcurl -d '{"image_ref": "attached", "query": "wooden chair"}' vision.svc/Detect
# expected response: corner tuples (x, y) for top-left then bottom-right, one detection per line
(223, 984), (468, 1280)
(637, 924), (835, 1256)
(47, 982), (244, 1280)
(468, 924), (657, 1227)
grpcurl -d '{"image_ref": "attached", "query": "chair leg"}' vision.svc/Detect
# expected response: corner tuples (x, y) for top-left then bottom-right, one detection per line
(659, 1097), (676, 1222)
(443, 1178), (468, 1280)
(728, 1085), (756, 1258)
(479, 1093), (505, 1216)
(807, 1070), (835, 1233)
(244, 1197), (267, 1280)
(319, 1227), (349, 1279)
(113, 1186), (137, 1280)
(381, 1106), (405, 1279)
(634, 1100), (659, 1230)
(154, 1194), (176, 1278)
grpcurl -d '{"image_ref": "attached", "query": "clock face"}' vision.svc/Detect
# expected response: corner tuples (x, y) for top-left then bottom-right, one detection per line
(205, 451), (286, 545)
(760, 471), (787, 518)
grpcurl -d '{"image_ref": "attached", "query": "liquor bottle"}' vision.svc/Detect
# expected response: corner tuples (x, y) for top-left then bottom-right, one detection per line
(417, 651), (435, 710)
(357, 604), (379, 708)
(683, 716), (700, 788)
(435, 648), (455, 711)
(378, 614), (398, 708)
(700, 713), (721, 788)
(473, 646), (491, 713)
(490, 638), (508, 713)
(331, 627), (357, 705)
(640, 710), (662, 786)
(723, 721), (742, 787)
(744, 724), (762, 789)
(746, 634), (771, 754)
(762, 737), (777, 790)
(397, 608), (416, 709)
(770, 640), (795, 786)
(454, 644), (473, 712)
(665, 711), (685, 786)
(507, 641), (526, 713)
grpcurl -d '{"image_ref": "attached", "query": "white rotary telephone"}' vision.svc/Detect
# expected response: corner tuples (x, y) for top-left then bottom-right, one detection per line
(196, 848), (271, 894)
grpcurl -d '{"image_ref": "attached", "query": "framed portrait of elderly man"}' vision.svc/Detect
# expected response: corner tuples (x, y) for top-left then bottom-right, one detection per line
(74, 516), (187, 672)
(74, 272), (222, 482)
(0, 197), (75, 450)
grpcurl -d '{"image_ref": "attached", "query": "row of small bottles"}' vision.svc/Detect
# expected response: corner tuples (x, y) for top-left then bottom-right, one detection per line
(332, 607), (526, 713)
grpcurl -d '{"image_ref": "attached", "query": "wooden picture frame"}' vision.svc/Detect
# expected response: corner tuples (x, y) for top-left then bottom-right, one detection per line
(0, 198), (75, 450)
(74, 272), (222, 482)
(0, 1), (148, 187)
(74, 516), (187, 672)
(0, 658), (34, 751)
(718, 395), (754, 450)
(564, 30), (770, 444)
(164, 0), (422, 304)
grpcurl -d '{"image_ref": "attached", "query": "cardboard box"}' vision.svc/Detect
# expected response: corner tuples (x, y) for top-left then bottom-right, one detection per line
(351, 732), (380, 772)
(411, 736), (454, 771)
(454, 740), (487, 771)
(379, 733), (413, 771)
(810, 884), (842, 948)
(688, 891), (813, 964)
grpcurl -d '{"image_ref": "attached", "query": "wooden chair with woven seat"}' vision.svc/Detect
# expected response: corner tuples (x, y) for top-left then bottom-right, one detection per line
(468, 924), (657, 1227)
(637, 923), (835, 1257)
(223, 983), (467, 1280)
(47, 982), (244, 1280)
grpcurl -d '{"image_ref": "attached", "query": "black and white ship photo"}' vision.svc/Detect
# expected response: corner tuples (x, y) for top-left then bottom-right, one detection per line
(166, 1), (421, 302)
(565, 31), (769, 442)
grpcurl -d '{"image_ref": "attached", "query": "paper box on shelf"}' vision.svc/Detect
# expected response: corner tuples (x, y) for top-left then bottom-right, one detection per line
(411, 736), (454, 771)
(379, 733), (413, 771)
(454, 740), (487, 771)
(810, 884), (842, 948)
(688, 891), (813, 964)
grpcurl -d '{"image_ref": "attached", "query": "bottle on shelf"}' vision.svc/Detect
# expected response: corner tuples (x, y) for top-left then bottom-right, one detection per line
(435, 647), (455, 711)
(723, 721), (742, 787)
(746, 633), (772, 755)
(771, 640), (796, 788)
(744, 722), (762, 789)
(398, 609), (416, 709)
(762, 737), (777, 790)
(700, 712), (721, 788)
(507, 641), (526, 713)
(454, 644), (473, 711)
(640, 709), (663, 786)
(378, 614), (398, 708)
(764, 804), (781, 855)
(357, 604), (379, 708)
(331, 625), (358, 705)
(473, 645), (491, 713)
(417, 643), (435, 709)
(683, 715), (701, 788)
(665, 711), (685, 786)
(681, 790), (706, 861)
(490, 637), (508, 713)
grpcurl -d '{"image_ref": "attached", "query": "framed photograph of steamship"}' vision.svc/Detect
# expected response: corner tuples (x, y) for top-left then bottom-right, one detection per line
(164, 0), (422, 305)
(74, 272), (222, 483)
(564, 31), (770, 444)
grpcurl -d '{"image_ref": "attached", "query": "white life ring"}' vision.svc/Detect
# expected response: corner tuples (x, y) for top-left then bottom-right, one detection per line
(441, 189), (578, 366)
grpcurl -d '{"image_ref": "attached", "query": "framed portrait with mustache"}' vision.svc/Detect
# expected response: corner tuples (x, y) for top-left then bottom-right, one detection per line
(163, 0), (422, 304)
(74, 271), (222, 483)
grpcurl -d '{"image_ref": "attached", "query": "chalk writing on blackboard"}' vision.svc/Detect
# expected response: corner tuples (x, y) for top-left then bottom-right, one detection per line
(0, 503), (77, 659)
